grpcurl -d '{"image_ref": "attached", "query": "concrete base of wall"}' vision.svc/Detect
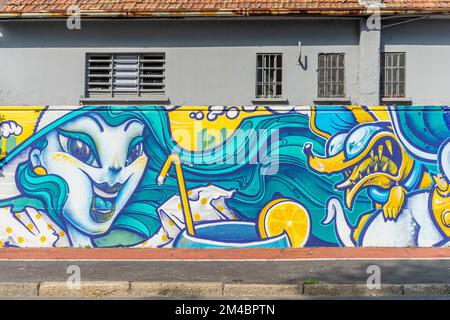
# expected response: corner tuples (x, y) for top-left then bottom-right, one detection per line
(1, 282), (450, 298)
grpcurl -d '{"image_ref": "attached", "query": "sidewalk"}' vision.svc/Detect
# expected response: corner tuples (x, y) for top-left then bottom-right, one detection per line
(0, 248), (448, 298)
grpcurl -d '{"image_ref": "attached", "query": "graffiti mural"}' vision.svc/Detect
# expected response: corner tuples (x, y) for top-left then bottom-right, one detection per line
(0, 105), (449, 248)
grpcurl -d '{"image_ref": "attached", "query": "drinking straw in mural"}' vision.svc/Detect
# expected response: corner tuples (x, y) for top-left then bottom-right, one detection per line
(0, 105), (354, 248)
(153, 152), (292, 248)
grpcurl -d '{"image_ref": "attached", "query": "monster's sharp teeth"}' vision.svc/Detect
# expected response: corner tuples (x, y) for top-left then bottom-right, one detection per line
(337, 179), (353, 189)
(378, 145), (384, 158)
(358, 172), (363, 180)
(366, 167), (371, 174)
(370, 150), (375, 160)
(374, 162), (379, 172)
(382, 160), (389, 172)
(385, 140), (393, 156)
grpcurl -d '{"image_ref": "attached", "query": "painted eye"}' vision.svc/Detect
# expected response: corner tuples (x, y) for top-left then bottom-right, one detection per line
(58, 134), (97, 166)
(126, 142), (143, 166)
(345, 125), (379, 159)
(326, 133), (347, 156)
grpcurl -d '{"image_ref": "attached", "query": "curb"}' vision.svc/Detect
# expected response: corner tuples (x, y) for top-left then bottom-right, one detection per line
(302, 284), (404, 296)
(0, 282), (449, 297)
(39, 281), (130, 297)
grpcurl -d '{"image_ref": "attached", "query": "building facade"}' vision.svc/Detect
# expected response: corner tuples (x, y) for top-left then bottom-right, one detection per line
(1, 0), (450, 106)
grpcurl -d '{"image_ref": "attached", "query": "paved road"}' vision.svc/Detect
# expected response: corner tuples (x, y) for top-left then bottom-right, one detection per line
(1, 259), (449, 284)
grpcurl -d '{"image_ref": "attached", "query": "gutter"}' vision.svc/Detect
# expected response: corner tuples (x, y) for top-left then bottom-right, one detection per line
(0, 7), (450, 19)
(0, 10), (363, 19)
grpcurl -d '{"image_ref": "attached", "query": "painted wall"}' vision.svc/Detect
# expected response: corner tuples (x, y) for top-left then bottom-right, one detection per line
(0, 105), (448, 248)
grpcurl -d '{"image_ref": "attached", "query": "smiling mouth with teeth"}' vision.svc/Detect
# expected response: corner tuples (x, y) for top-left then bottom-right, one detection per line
(90, 181), (123, 223)
(336, 136), (407, 209)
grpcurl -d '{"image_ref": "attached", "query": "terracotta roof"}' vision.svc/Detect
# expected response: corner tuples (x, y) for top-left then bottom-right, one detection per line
(1, 0), (450, 18)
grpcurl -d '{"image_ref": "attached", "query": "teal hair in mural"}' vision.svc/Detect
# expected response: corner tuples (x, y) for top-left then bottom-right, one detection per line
(112, 107), (373, 246)
(0, 105), (373, 247)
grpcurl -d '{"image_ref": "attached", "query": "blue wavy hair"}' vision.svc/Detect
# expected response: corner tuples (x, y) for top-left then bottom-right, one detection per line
(2, 106), (372, 246)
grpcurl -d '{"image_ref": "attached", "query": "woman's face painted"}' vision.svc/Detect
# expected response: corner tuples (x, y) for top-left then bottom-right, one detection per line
(36, 114), (148, 235)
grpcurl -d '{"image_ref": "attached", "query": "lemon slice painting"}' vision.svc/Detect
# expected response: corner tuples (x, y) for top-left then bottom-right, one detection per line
(258, 198), (311, 248)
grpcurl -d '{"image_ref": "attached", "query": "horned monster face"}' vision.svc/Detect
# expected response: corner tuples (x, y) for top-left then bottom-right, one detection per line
(303, 123), (414, 209)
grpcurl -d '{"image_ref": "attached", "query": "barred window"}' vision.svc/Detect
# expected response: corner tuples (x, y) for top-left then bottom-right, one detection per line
(86, 53), (165, 98)
(381, 52), (405, 98)
(256, 53), (282, 99)
(318, 53), (345, 98)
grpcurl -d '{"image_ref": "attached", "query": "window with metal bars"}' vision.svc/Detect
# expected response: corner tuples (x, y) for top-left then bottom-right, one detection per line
(317, 53), (345, 98)
(256, 53), (282, 99)
(381, 52), (405, 98)
(86, 53), (165, 98)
